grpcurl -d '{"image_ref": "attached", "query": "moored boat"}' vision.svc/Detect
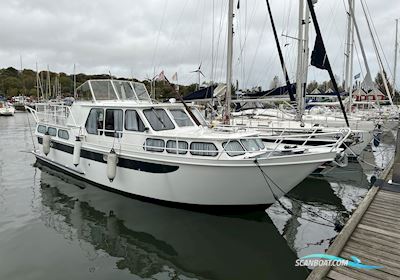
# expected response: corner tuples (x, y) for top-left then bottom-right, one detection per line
(27, 79), (345, 209)
(0, 101), (15, 116)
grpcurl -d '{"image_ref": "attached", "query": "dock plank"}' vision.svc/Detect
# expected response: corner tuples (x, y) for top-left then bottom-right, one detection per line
(361, 216), (400, 231)
(327, 270), (358, 280)
(350, 234), (400, 253)
(306, 159), (395, 280)
(359, 219), (400, 236)
(353, 227), (400, 245)
(358, 224), (400, 239)
(344, 243), (400, 273)
(340, 251), (400, 280)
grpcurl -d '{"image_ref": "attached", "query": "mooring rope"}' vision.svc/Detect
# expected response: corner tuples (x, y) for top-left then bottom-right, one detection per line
(254, 159), (344, 229)
(25, 109), (37, 151)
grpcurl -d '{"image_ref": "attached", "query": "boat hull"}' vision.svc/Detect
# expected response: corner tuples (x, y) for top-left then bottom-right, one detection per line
(33, 142), (336, 208)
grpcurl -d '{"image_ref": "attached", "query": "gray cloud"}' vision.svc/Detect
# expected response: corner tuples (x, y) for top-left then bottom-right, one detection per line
(0, 0), (398, 90)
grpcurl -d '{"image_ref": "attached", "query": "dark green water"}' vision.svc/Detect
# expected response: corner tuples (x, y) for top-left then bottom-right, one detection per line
(0, 114), (395, 280)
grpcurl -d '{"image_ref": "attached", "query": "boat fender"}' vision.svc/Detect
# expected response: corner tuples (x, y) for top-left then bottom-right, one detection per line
(106, 148), (118, 182)
(43, 132), (51, 156)
(73, 136), (82, 166)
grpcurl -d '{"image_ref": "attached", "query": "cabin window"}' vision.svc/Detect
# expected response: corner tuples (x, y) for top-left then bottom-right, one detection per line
(125, 110), (146, 132)
(90, 80), (118, 100)
(190, 142), (218, 157)
(113, 80), (136, 100)
(166, 140), (188, 155)
(132, 82), (151, 101)
(58, 129), (69, 140)
(37, 125), (47, 134)
(223, 141), (245, 157)
(47, 127), (57, 136)
(105, 109), (123, 137)
(144, 138), (165, 152)
(143, 108), (175, 131)
(170, 109), (194, 127)
(85, 108), (104, 135)
(191, 108), (207, 126)
(76, 82), (92, 101)
(241, 139), (265, 152)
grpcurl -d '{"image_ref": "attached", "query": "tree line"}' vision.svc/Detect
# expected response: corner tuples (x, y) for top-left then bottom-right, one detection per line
(0, 67), (196, 100)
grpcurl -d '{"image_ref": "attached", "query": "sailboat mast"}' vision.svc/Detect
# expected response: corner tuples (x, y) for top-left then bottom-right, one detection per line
(344, 0), (355, 111)
(73, 64), (77, 99)
(223, 0), (233, 124)
(265, 0), (295, 102)
(36, 62), (40, 101)
(307, 0), (349, 127)
(295, 0), (305, 121)
(349, 4), (374, 92)
(360, 0), (393, 106)
(393, 19), (399, 97)
(302, 6), (310, 103)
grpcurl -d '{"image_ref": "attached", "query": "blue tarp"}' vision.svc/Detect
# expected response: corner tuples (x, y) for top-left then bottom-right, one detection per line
(183, 85), (217, 101)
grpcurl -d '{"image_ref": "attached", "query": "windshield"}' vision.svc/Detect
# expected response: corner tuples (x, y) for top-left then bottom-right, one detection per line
(143, 108), (175, 131)
(90, 80), (118, 100)
(170, 109), (194, 127)
(241, 139), (265, 152)
(132, 82), (151, 101)
(113, 81), (136, 100)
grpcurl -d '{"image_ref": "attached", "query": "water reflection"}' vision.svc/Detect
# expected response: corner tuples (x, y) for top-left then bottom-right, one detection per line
(38, 165), (308, 280)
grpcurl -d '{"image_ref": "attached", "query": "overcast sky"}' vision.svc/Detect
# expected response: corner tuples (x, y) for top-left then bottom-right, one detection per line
(1, 0), (399, 90)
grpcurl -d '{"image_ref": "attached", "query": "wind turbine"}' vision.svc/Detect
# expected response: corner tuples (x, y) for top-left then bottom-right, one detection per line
(191, 62), (205, 91)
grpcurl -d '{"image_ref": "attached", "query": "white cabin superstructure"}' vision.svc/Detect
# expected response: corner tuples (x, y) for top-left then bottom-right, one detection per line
(27, 80), (345, 209)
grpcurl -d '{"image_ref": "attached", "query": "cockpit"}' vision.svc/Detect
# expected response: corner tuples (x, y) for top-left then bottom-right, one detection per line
(76, 80), (152, 103)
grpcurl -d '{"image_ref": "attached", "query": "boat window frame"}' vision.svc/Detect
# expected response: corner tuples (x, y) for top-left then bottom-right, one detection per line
(104, 108), (123, 138)
(37, 125), (47, 134)
(144, 138), (165, 153)
(58, 129), (70, 140)
(169, 109), (195, 127)
(190, 142), (218, 157)
(166, 140), (188, 155)
(47, 127), (57, 137)
(222, 140), (246, 157)
(85, 108), (105, 136)
(143, 108), (175, 131)
(124, 109), (146, 132)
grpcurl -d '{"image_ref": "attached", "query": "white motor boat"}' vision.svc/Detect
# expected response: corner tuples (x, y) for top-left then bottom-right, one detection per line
(0, 101), (15, 116)
(27, 79), (344, 209)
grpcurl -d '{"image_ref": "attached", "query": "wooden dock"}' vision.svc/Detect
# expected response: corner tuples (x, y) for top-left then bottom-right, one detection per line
(307, 159), (400, 280)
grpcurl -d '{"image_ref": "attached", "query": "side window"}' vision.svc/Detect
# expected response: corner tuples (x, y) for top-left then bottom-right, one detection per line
(47, 127), (57, 136)
(241, 139), (265, 151)
(85, 108), (104, 135)
(105, 109), (123, 137)
(144, 138), (165, 152)
(223, 141), (245, 157)
(166, 140), (188, 154)
(170, 109), (194, 127)
(58, 129), (69, 140)
(125, 110), (146, 132)
(37, 125), (47, 134)
(143, 109), (175, 131)
(190, 142), (218, 157)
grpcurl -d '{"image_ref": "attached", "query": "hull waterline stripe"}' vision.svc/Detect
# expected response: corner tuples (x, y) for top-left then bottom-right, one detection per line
(37, 137), (179, 174)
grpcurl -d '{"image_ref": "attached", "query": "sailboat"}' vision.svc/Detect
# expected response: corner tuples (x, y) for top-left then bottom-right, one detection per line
(225, 0), (374, 158)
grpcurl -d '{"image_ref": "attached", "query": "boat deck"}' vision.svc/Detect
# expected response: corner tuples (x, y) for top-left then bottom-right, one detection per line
(307, 159), (400, 280)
